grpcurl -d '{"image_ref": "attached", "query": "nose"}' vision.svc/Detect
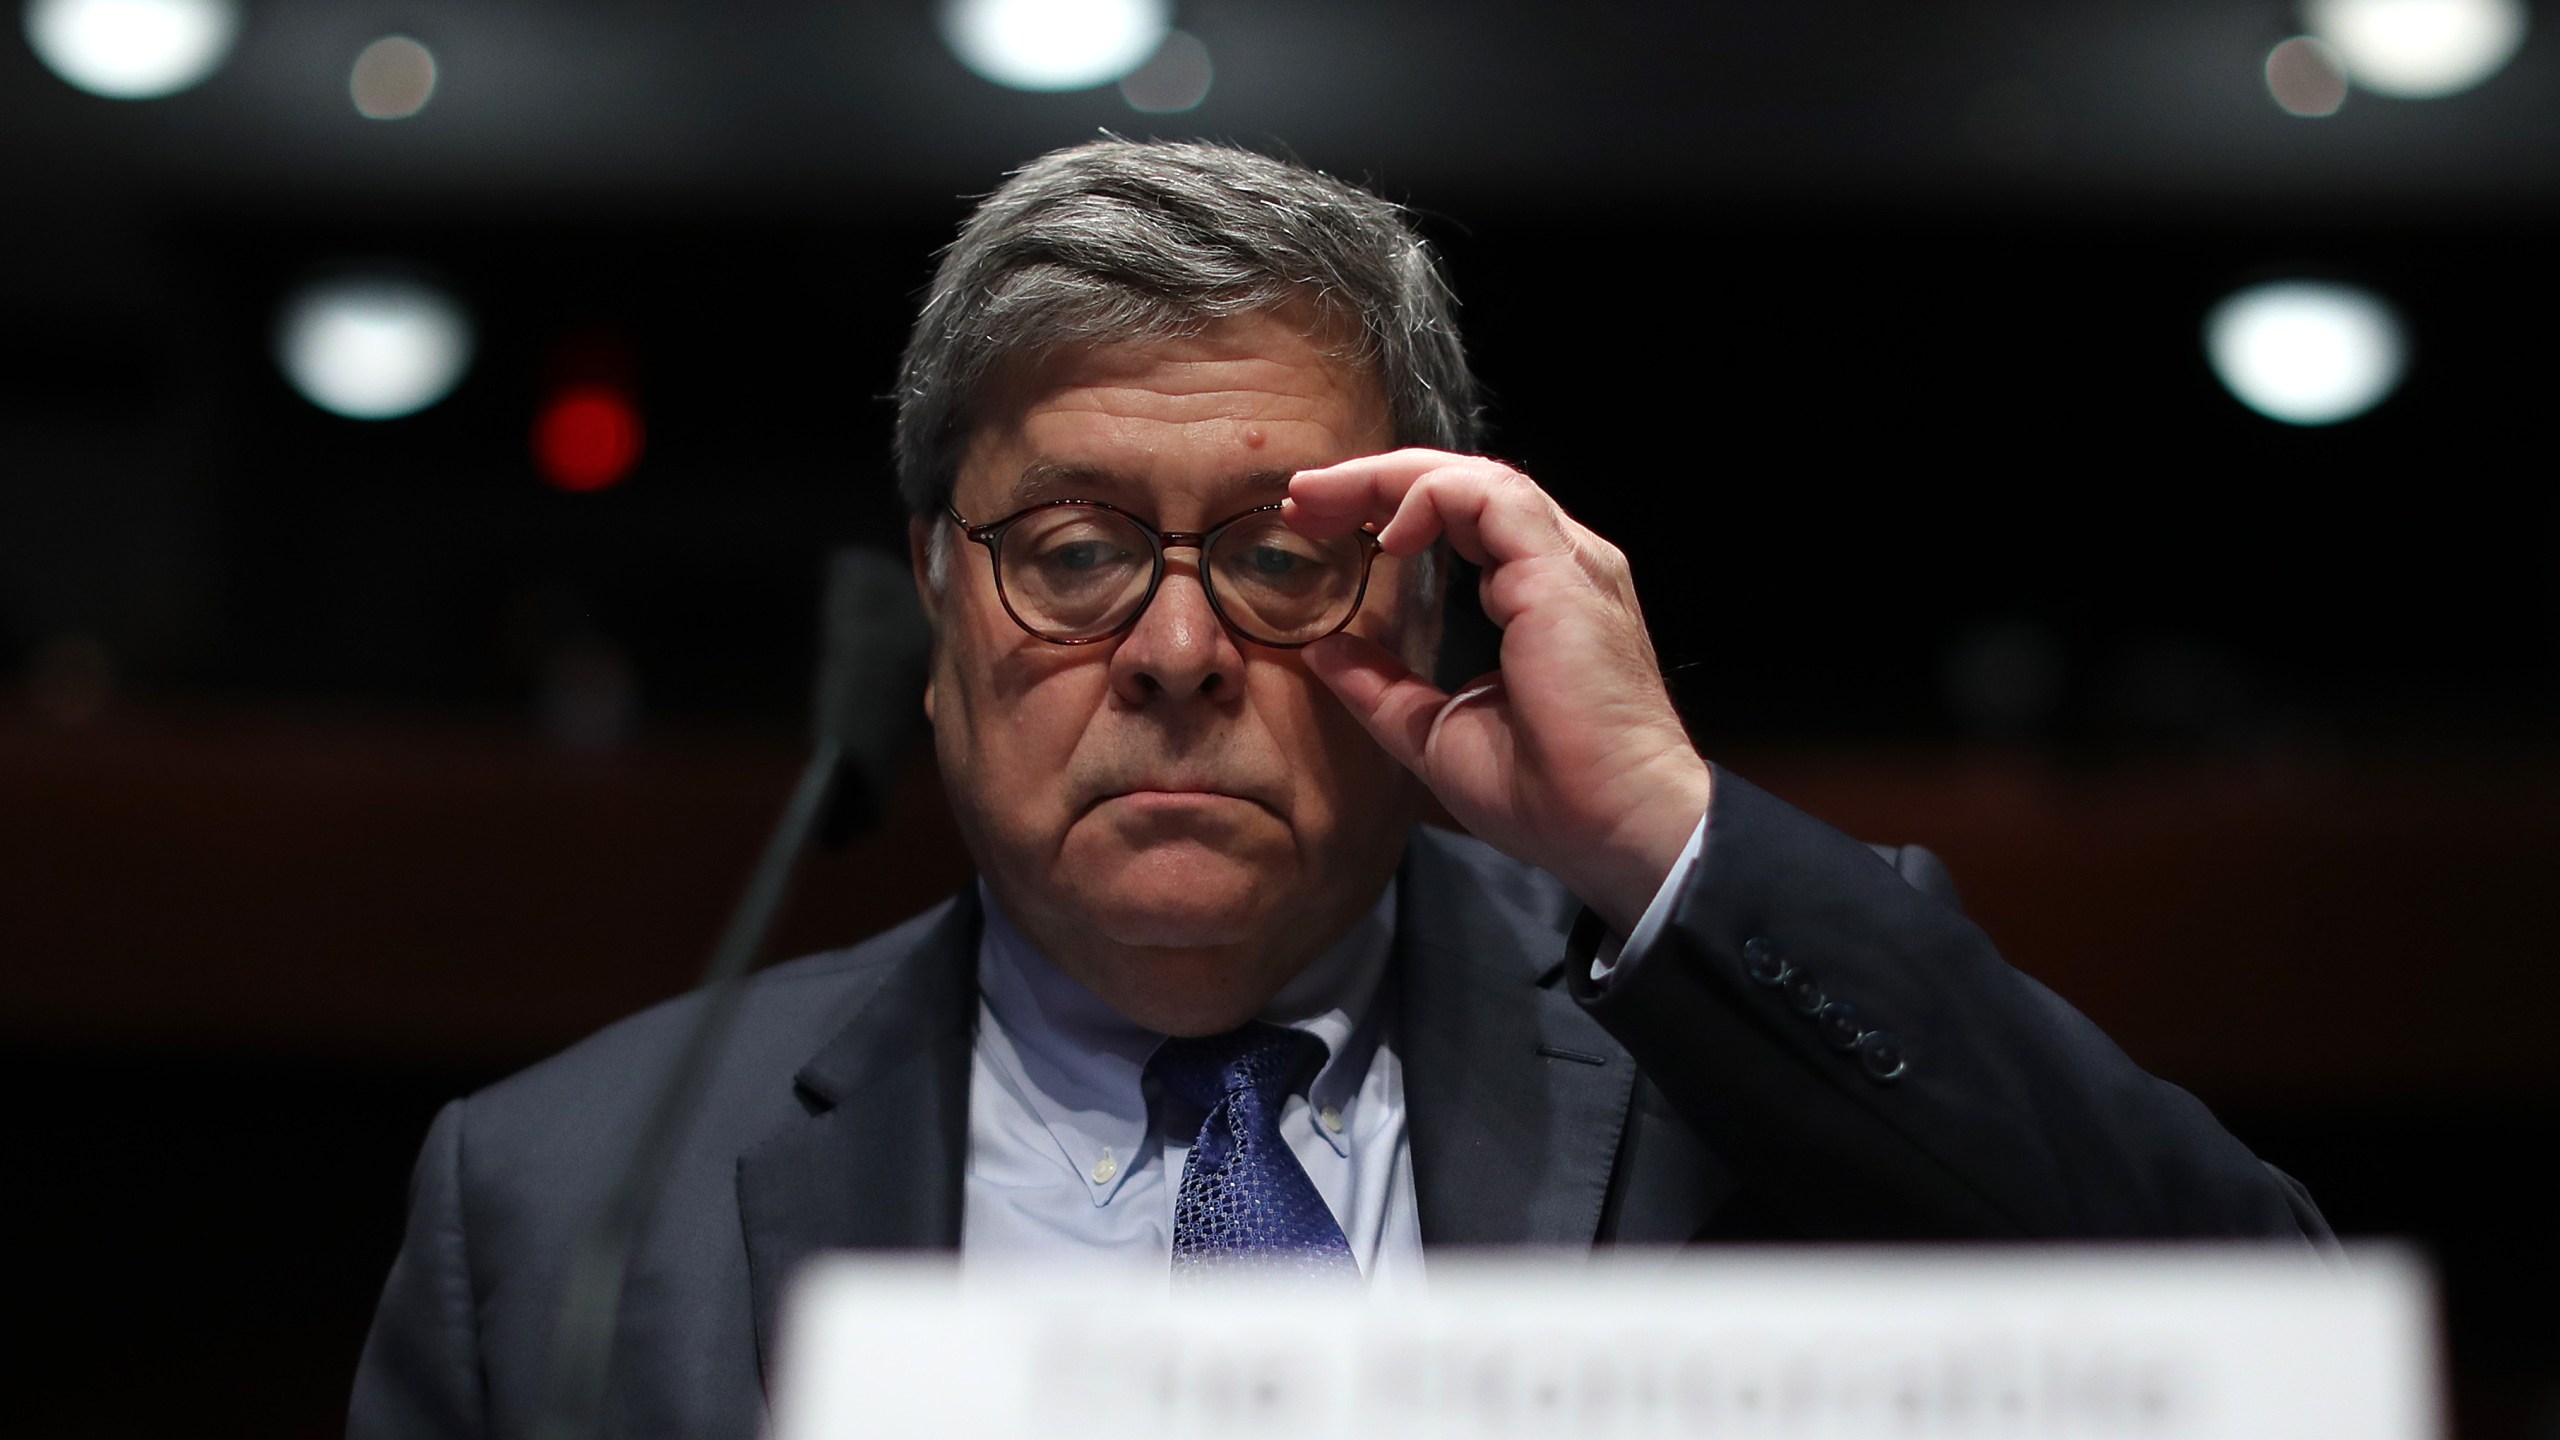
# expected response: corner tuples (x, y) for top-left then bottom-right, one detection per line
(1108, 559), (1245, 705)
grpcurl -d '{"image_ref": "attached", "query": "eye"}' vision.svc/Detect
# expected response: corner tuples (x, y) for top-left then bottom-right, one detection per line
(1213, 524), (1336, 596)
(1246, 545), (1300, 576)
(1051, 540), (1113, 571)
(1020, 519), (1143, 574)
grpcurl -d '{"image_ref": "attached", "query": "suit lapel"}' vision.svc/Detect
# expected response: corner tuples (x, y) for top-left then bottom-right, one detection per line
(736, 887), (979, 1382)
(1396, 831), (1639, 1247)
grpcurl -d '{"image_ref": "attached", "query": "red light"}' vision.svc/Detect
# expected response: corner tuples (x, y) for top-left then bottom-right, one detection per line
(534, 384), (643, 492)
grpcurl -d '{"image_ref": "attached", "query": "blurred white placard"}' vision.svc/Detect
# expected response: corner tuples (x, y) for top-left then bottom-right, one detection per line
(772, 1247), (2439, 1440)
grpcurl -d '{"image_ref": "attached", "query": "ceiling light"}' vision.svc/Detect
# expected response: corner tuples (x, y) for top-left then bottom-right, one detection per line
(938, 0), (1171, 91)
(1120, 28), (1210, 112)
(2266, 36), (2350, 116)
(276, 276), (475, 421)
(2302, 0), (2528, 98)
(22, 0), (237, 99)
(2204, 280), (2407, 426)
(351, 34), (437, 120)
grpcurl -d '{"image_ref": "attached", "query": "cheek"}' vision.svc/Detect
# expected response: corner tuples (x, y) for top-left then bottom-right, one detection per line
(1264, 666), (1411, 827)
(931, 608), (1097, 810)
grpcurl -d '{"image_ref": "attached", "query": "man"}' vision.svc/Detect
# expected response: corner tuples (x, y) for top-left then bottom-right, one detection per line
(351, 141), (2325, 1439)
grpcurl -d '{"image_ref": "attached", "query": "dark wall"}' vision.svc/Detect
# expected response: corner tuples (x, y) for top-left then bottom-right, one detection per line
(11, 199), (2555, 742)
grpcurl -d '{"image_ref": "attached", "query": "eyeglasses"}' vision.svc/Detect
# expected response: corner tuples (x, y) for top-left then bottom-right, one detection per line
(944, 498), (1382, 648)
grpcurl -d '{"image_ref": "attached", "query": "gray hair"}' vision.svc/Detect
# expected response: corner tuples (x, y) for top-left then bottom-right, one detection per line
(893, 138), (1483, 516)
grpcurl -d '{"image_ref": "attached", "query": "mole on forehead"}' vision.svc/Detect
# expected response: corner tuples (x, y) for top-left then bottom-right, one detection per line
(1009, 463), (1299, 506)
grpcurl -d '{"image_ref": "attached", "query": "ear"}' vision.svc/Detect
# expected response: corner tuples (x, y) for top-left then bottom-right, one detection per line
(907, 513), (942, 624)
(908, 513), (942, 725)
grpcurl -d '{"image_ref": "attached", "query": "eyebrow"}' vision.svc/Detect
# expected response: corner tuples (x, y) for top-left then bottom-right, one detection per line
(1009, 463), (1300, 509)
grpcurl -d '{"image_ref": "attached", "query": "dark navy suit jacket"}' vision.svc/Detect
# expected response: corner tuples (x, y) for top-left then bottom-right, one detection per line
(349, 767), (2328, 1439)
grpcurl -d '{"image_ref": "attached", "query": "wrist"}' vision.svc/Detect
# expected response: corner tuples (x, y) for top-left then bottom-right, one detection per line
(1565, 755), (1713, 937)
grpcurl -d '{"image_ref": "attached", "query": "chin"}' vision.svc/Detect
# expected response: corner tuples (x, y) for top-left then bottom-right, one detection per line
(1066, 842), (1279, 949)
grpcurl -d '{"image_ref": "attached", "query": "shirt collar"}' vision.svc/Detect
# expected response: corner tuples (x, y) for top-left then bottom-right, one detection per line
(974, 885), (1159, 1206)
(973, 878), (1398, 1198)
(1258, 883), (1394, 1157)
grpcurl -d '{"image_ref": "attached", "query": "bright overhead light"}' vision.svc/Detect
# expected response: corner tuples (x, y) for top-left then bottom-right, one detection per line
(938, 0), (1171, 92)
(2301, 0), (2529, 98)
(22, 0), (238, 99)
(2204, 280), (2407, 426)
(276, 276), (475, 421)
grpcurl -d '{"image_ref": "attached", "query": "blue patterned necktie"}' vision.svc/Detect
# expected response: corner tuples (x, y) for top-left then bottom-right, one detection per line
(1148, 1022), (1358, 1278)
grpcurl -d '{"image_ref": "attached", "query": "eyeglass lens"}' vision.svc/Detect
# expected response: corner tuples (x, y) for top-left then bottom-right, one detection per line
(999, 506), (1366, 644)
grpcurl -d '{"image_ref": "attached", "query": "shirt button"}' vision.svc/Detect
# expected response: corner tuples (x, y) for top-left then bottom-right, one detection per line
(1090, 1150), (1117, 1184)
(1319, 1106), (1344, 1134)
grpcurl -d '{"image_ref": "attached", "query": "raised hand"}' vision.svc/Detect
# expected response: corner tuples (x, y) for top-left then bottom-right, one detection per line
(1286, 450), (1711, 936)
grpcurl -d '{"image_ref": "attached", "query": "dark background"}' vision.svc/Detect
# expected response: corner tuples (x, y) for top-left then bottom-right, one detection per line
(4, 1), (2556, 1436)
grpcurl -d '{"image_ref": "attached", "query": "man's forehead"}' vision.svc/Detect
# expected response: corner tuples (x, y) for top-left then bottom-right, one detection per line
(1006, 461), (1299, 510)
(947, 307), (1392, 516)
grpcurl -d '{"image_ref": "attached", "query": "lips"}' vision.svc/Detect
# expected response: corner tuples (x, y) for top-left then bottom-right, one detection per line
(1081, 779), (1279, 817)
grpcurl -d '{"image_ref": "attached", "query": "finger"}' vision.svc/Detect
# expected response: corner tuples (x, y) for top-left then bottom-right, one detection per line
(1300, 631), (1450, 775)
(1292, 452), (1574, 572)
(1379, 466), (1575, 572)
(1286, 449), (1465, 534)
(1477, 527), (1636, 630)
(1288, 450), (1498, 549)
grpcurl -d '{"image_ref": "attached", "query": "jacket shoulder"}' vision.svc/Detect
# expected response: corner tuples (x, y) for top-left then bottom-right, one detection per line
(460, 897), (964, 1164)
(1401, 824), (1581, 961)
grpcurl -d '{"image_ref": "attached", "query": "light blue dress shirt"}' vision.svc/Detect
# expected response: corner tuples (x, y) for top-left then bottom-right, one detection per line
(959, 815), (1709, 1281)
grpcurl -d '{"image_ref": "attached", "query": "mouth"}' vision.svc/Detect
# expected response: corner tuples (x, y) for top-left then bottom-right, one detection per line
(1084, 785), (1277, 819)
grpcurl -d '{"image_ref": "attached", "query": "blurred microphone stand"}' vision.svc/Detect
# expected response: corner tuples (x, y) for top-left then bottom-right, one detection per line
(531, 548), (928, 1440)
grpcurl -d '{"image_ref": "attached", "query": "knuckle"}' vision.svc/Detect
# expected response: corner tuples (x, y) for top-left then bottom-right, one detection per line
(1575, 537), (1632, 590)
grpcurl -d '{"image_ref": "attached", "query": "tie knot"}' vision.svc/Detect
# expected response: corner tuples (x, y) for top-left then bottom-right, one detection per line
(1147, 1021), (1324, 1116)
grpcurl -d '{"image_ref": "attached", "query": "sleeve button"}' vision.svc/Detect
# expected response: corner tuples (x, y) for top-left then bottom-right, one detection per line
(1782, 969), (1827, 1017)
(1816, 1000), (1865, 1052)
(1742, 936), (1787, 986)
(1857, 1031), (1907, 1083)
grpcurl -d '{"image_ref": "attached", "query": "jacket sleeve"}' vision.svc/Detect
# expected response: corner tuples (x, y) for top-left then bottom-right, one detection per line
(1570, 765), (2332, 1242)
(349, 1098), (489, 1440)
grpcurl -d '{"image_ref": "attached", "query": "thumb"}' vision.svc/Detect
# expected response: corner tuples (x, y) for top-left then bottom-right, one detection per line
(1302, 631), (1451, 774)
